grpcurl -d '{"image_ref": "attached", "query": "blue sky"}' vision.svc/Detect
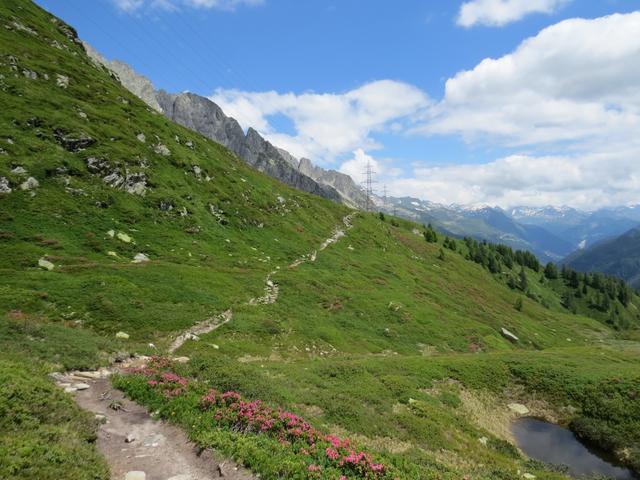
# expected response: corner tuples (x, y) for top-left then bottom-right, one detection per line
(36, 0), (640, 209)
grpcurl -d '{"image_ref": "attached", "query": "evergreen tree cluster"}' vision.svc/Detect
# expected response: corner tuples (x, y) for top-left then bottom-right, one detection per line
(460, 237), (637, 329)
(423, 223), (438, 243)
(443, 237), (457, 252)
(462, 237), (540, 275)
(555, 264), (634, 308)
(414, 220), (637, 329)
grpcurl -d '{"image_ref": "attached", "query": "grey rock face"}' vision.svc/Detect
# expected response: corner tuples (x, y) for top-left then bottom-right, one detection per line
(276, 147), (300, 168)
(298, 157), (367, 209)
(157, 92), (342, 202)
(83, 42), (162, 112)
(240, 128), (342, 202)
(156, 91), (246, 156)
(84, 44), (357, 205)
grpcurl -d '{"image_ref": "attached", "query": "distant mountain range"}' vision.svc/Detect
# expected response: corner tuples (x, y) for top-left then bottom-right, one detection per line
(510, 205), (640, 251)
(566, 227), (640, 289)
(84, 43), (640, 266)
(379, 198), (574, 263)
(381, 199), (640, 264)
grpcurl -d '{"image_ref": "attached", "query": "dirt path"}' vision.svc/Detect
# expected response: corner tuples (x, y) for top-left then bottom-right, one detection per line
(54, 214), (356, 480)
(168, 309), (232, 354)
(170, 213), (356, 351)
(65, 375), (255, 480)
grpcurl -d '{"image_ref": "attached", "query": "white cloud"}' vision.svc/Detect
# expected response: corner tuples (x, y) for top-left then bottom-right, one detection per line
(338, 149), (402, 186)
(419, 12), (640, 147)
(457, 0), (570, 27)
(387, 148), (640, 210)
(111, 0), (263, 12)
(404, 12), (640, 208)
(210, 80), (430, 163)
(339, 149), (379, 185)
(113, 0), (145, 12)
(184, 11), (639, 209)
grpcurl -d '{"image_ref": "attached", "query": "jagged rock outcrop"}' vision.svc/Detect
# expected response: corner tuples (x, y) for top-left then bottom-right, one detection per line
(298, 157), (367, 208)
(155, 91), (246, 156)
(83, 42), (162, 112)
(84, 44), (356, 205)
(276, 147), (300, 168)
(155, 91), (342, 202)
(240, 127), (342, 202)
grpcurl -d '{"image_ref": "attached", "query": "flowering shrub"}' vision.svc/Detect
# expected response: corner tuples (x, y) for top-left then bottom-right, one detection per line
(199, 387), (388, 478)
(129, 357), (391, 479)
(127, 356), (189, 398)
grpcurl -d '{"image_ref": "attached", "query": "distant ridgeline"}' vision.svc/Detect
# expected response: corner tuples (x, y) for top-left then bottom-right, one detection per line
(421, 222), (639, 331)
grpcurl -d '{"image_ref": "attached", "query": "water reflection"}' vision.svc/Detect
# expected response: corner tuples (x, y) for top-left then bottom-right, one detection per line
(511, 418), (637, 479)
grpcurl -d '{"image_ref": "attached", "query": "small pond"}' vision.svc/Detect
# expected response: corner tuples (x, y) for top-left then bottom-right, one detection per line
(512, 417), (638, 479)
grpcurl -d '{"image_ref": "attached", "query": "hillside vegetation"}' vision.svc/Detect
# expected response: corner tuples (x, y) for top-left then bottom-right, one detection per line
(1, 1), (639, 479)
(567, 227), (640, 289)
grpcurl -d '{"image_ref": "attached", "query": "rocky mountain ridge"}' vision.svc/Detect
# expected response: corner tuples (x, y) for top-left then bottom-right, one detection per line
(84, 44), (366, 208)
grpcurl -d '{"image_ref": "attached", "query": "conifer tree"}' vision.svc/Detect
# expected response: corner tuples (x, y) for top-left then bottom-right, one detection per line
(518, 267), (528, 292)
(544, 262), (559, 279)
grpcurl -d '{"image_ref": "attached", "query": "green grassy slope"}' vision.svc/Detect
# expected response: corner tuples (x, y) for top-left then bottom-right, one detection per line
(1, 1), (639, 478)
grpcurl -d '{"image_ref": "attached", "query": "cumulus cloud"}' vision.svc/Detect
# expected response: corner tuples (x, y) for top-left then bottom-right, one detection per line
(421, 12), (640, 148)
(399, 12), (640, 208)
(338, 149), (402, 186)
(386, 148), (640, 209)
(210, 80), (430, 163)
(457, 0), (570, 27)
(111, 0), (263, 12)
(200, 12), (640, 209)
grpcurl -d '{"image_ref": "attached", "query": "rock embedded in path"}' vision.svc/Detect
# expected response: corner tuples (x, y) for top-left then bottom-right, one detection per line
(73, 370), (102, 379)
(124, 472), (146, 480)
(72, 383), (90, 391)
(508, 403), (530, 415)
